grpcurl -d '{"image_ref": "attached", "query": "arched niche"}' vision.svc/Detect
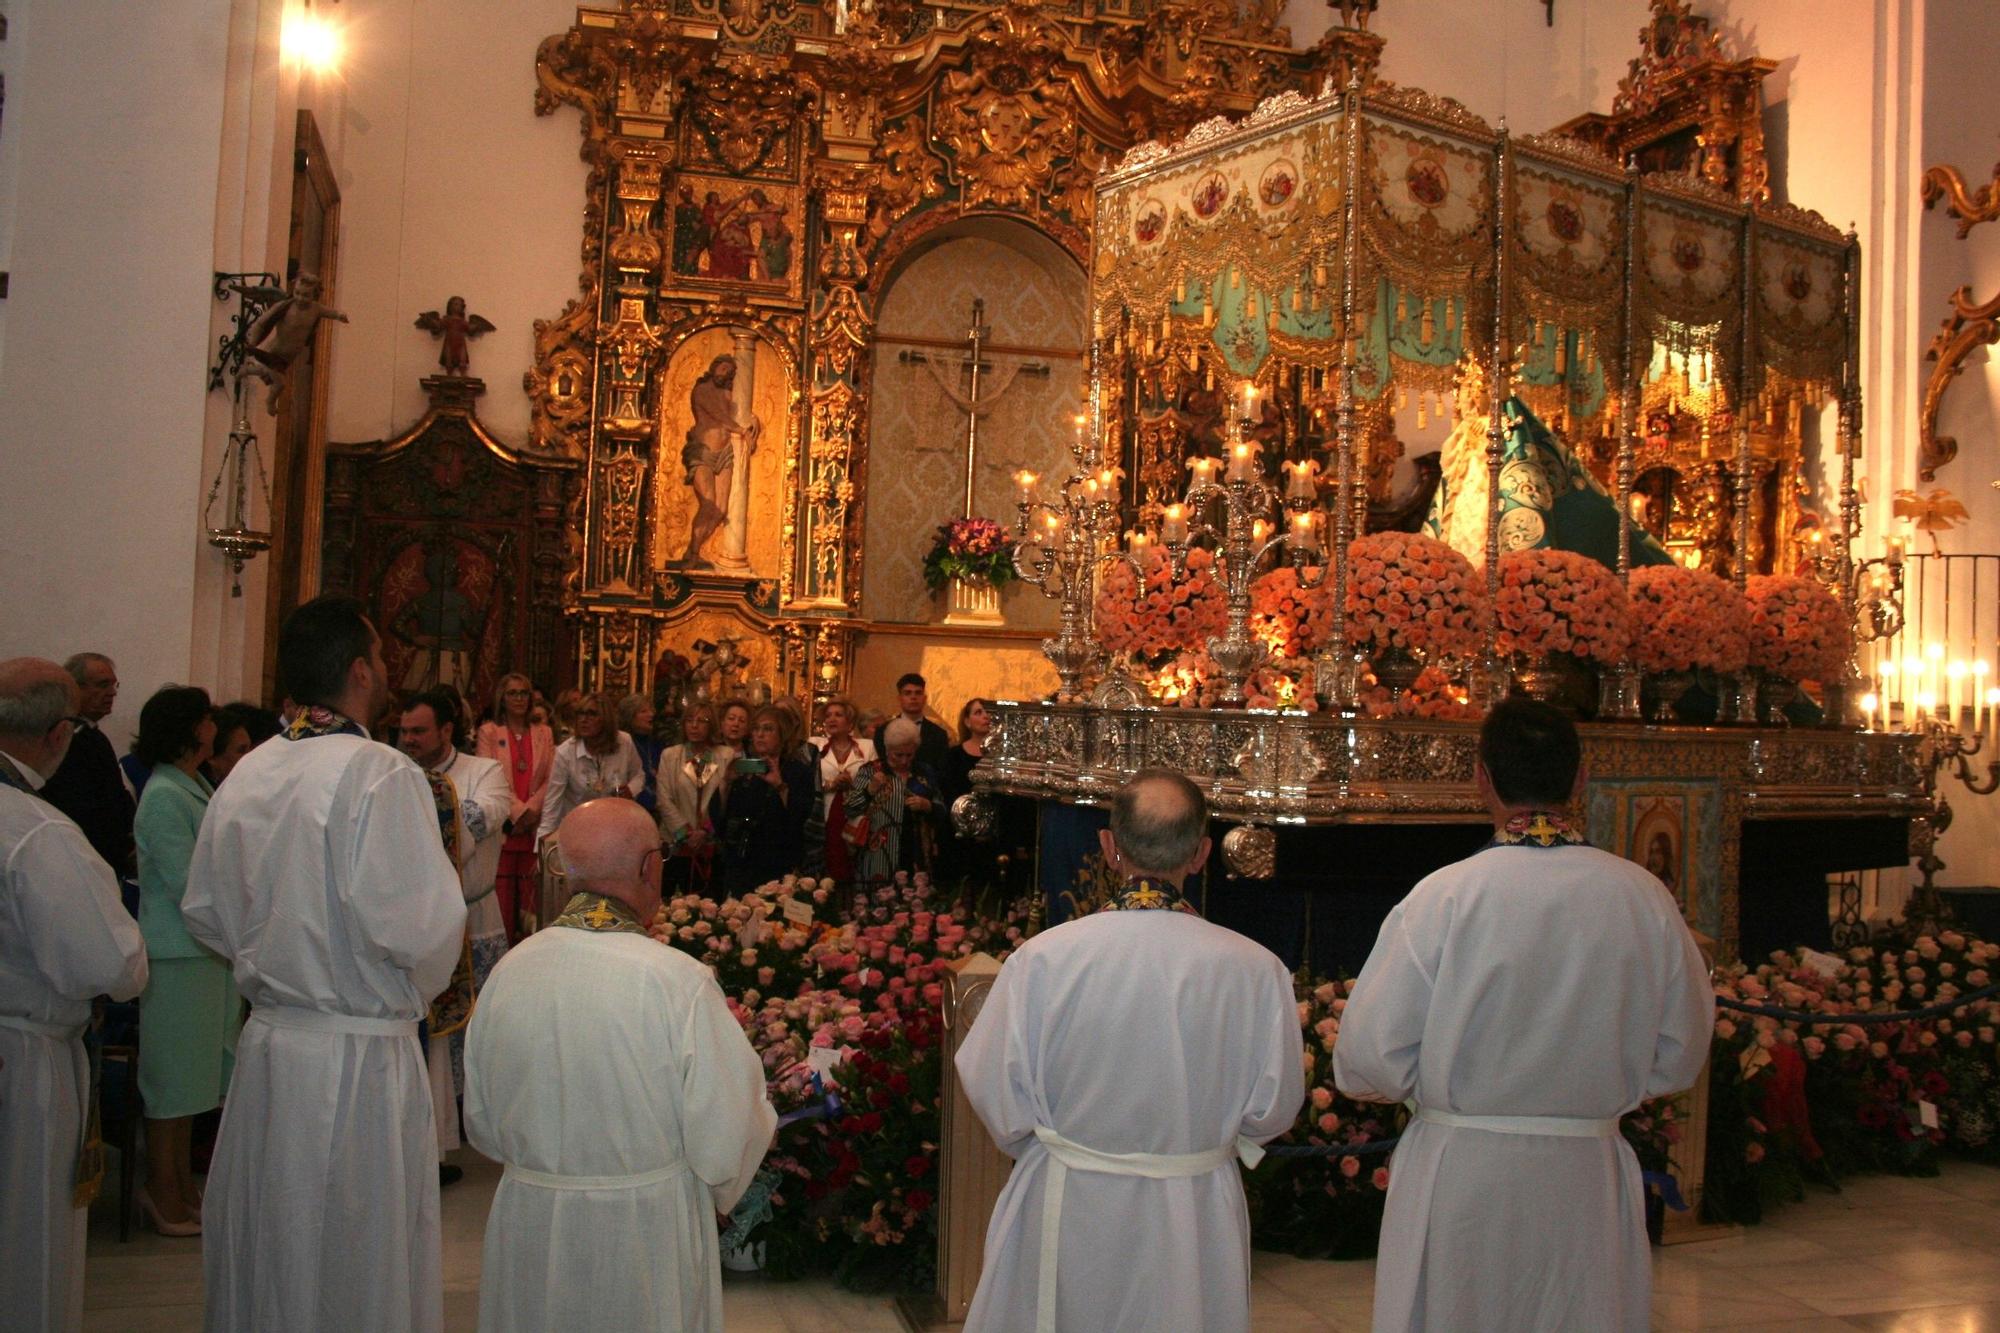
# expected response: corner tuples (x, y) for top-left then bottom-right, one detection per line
(861, 216), (1086, 627)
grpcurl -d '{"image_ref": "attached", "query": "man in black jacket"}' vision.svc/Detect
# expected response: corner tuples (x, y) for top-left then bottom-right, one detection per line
(894, 672), (952, 779)
(39, 653), (135, 875)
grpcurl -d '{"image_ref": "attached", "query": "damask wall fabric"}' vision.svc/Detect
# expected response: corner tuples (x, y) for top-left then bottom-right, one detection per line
(862, 229), (1085, 627)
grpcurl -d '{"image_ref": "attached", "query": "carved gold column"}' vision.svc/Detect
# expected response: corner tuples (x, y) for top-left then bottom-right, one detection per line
(801, 161), (874, 609)
(591, 146), (669, 598)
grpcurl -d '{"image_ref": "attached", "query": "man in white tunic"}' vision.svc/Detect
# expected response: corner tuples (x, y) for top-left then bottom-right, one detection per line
(0, 658), (149, 1332)
(466, 797), (776, 1333)
(184, 596), (466, 1333)
(399, 689), (514, 1167)
(1334, 698), (1715, 1333)
(956, 770), (1304, 1333)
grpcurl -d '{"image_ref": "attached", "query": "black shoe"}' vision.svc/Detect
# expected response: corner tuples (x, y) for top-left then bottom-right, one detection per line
(439, 1164), (464, 1187)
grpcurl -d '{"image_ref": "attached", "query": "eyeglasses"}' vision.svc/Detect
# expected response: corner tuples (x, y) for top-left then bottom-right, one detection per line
(504, 689), (531, 698)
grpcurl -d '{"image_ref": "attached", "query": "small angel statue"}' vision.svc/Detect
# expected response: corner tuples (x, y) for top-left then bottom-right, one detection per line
(238, 272), (349, 414)
(414, 296), (496, 377)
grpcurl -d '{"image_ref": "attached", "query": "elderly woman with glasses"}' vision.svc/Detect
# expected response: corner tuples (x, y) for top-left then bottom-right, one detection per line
(539, 690), (647, 847)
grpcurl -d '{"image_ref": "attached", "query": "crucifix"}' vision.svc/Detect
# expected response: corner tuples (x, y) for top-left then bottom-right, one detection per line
(897, 297), (1051, 517)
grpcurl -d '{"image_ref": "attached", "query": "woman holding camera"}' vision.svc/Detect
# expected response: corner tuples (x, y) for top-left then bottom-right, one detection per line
(718, 705), (815, 895)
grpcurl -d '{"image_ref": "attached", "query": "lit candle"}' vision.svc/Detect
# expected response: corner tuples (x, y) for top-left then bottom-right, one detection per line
(1949, 660), (1968, 725)
(1189, 456), (1220, 488)
(1129, 531), (1150, 557)
(1886, 535), (1906, 568)
(1243, 382), (1258, 417)
(1290, 511), (1320, 553)
(1015, 469), (1039, 502)
(1044, 512), (1065, 542)
(1252, 518), (1272, 545)
(1917, 691), (1937, 726)
(1986, 687), (2000, 751)
(1227, 441), (1257, 483)
(1283, 459), (1318, 502)
(1861, 691), (1879, 732)
(1084, 478), (1100, 500)
(1097, 467), (1121, 491)
(1161, 504), (1188, 544)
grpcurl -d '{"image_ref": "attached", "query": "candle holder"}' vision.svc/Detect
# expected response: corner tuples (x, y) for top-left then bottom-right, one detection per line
(1161, 395), (1328, 707)
(1905, 710), (1998, 933)
(1012, 425), (1134, 702)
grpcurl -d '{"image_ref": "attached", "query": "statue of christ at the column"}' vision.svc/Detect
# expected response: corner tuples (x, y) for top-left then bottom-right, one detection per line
(675, 352), (761, 569)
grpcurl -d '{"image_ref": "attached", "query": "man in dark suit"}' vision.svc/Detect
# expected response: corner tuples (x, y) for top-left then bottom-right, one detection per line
(894, 672), (952, 780)
(39, 653), (135, 875)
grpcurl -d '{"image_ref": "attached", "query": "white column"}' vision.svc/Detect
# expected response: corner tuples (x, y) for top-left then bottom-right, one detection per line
(717, 325), (757, 573)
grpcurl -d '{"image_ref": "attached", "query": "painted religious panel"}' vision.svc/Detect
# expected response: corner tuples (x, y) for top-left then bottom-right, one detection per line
(1637, 187), (1743, 332)
(1362, 113), (1494, 295)
(667, 176), (803, 302)
(1586, 778), (1724, 936)
(1511, 149), (1626, 334)
(653, 326), (790, 581)
(375, 529), (511, 704)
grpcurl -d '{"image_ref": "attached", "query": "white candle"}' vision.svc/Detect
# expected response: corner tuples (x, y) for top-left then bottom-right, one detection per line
(1284, 459), (1318, 502)
(1986, 687), (2000, 751)
(1290, 512), (1320, 553)
(1129, 531), (1150, 557)
(1190, 457), (1221, 488)
(1161, 504), (1188, 545)
(1227, 441), (1256, 483)
(1015, 469), (1038, 503)
(1861, 691), (1879, 732)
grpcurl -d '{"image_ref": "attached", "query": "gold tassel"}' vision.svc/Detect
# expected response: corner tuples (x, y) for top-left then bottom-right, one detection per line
(1556, 334), (1569, 376)
(1245, 292), (1259, 320)
(1417, 393), (1429, 430)
(1446, 298), (1458, 335)
(1420, 300), (1436, 343)
(1396, 290), (1408, 323)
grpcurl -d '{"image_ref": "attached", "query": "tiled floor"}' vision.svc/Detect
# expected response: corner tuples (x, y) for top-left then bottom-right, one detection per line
(81, 1154), (2000, 1331)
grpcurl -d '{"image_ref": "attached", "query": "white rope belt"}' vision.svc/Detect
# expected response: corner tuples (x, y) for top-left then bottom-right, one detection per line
(250, 1004), (419, 1038)
(503, 1161), (688, 1192)
(0, 1012), (82, 1041)
(1415, 1107), (1621, 1138)
(1032, 1126), (1264, 1333)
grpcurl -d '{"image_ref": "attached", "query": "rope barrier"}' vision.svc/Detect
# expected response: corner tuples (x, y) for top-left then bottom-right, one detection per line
(1713, 981), (2000, 1028)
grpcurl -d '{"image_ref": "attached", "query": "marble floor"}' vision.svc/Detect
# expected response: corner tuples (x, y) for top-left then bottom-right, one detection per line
(82, 1153), (2000, 1331)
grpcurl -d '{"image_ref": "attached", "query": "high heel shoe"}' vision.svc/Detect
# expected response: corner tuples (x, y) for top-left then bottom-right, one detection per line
(135, 1186), (202, 1237)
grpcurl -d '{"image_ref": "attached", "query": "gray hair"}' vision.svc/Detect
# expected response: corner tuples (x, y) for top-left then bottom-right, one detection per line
(1109, 769), (1209, 875)
(0, 675), (76, 738)
(616, 692), (651, 733)
(62, 653), (112, 686)
(880, 716), (921, 751)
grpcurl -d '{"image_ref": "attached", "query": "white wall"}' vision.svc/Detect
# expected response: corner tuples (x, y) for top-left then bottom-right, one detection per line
(0, 0), (237, 748)
(322, 0), (585, 447)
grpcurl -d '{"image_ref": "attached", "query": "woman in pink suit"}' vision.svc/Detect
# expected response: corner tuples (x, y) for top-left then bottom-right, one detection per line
(476, 673), (554, 942)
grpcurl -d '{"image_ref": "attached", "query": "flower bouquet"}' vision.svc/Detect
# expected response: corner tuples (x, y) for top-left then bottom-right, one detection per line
(1744, 574), (1851, 686)
(1343, 532), (1488, 696)
(1493, 548), (1632, 715)
(1628, 565), (1751, 722)
(921, 516), (1017, 593)
(1250, 565), (1334, 659)
(1095, 546), (1228, 663)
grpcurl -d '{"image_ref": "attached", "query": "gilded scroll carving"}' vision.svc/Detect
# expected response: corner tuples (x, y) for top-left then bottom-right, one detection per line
(1918, 157), (2000, 481)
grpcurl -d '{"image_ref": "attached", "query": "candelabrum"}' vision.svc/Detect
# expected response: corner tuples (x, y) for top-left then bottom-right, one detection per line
(1161, 402), (1327, 707)
(1011, 422), (1133, 703)
(1906, 710), (1997, 933)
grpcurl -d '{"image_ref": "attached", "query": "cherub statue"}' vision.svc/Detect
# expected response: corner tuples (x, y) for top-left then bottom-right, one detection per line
(238, 272), (348, 414)
(414, 296), (496, 377)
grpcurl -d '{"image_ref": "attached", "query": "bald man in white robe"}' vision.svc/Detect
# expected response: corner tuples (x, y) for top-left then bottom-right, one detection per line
(956, 770), (1304, 1333)
(0, 659), (149, 1332)
(1335, 698), (1714, 1332)
(467, 798), (775, 1333)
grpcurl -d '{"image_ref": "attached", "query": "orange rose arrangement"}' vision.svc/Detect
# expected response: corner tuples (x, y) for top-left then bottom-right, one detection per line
(1628, 565), (1751, 675)
(1744, 574), (1852, 682)
(1094, 546), (1227, 660)
(1493, 548), (1633, 664)
(1343, 531), (1488, 659)
(1251, 565), (1334, 658)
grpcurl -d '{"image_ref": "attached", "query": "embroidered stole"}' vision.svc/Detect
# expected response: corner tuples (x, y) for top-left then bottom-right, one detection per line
(1487, 810), (1589, 849)
(550, 892), (647, 935)
(424, 767), (480, 1037)
(1095, 875), (1201, 916)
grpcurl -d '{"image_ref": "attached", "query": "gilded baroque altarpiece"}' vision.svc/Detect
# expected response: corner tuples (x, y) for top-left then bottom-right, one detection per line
(527, 0), (1338, 699)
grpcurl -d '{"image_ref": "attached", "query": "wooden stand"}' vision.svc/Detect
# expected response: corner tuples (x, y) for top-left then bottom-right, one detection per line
(1663, 931), (1738, 1244)
(896, 954), (1011, 1330)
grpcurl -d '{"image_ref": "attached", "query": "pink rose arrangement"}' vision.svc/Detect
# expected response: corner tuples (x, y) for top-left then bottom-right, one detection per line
(922, 516), (1017, 592)
(1744, 574), (1852, 682)
(1493, 548), (1634, 664)
(1360, 663), (1482, 720)
(1628, 565), (1751, 674)
(1095, 545), (1227, 660)
(1343, 531), (1489, 658)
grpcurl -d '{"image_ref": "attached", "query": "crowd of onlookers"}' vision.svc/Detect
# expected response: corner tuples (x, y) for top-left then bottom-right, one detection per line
(23, 653), (1004, 1230)
(371, 670), (1001, 943)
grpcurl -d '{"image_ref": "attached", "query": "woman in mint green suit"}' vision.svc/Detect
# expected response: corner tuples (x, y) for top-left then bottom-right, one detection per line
(133, 686), (241, 1234)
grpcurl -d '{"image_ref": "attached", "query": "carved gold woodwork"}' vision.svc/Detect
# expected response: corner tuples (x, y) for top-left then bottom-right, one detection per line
(1553, 0), (1774, 207)
(1918, 156), (2000, 482)
(531, 0), (1324, 694)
